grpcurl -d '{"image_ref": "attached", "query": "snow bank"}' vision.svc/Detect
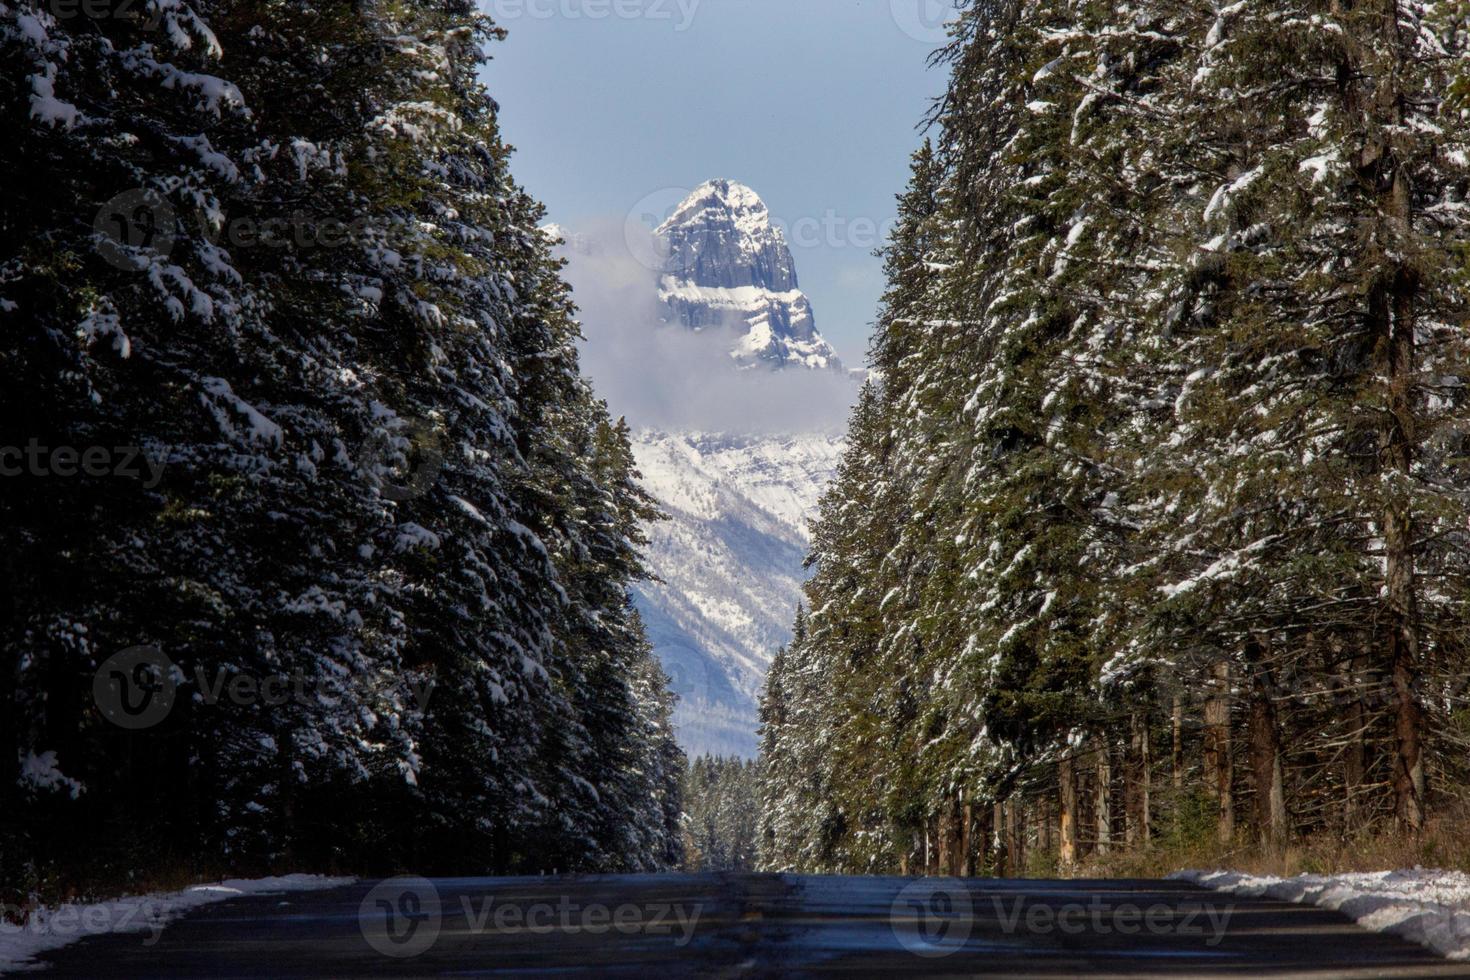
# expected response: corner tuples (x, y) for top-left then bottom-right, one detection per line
(1174, 868), (1470, 960)
(0, 874), (354, 974)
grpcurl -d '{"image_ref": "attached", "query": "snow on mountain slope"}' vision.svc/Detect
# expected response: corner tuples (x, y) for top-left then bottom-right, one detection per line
(632, 430), (845, 758)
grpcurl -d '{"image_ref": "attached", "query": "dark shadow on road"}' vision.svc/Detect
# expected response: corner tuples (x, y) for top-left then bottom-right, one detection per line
(34, 873), (1470, 978)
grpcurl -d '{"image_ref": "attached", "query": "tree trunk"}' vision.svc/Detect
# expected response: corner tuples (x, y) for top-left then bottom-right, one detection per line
(1203, 659), (1234, 844)
(1094, 741), (1112, 855)
(1059, 754), (1078, 868)
(1006, 797), (1023, 875)
(955, 800), (967, 872)
(991, 801), (1005, 875)
(1363, 258), (1426, 835)
(940, 805), (952, 875)
(1172, 694), (1184, 792)
(1127, 712), (1151, 847)
(901, 823), (918, 877)
(960, 801), (974, 876)
(1364, 31), (1426, 830)
(977, 801), (995, 877)
(938, 800), (964, 875)
(1343, 648), (1368, 835)
(1246, 636), (1287, 850)
(1386, 267), (1426, 833)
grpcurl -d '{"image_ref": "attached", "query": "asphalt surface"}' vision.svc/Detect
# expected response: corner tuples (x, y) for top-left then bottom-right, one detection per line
(34, 873), (1470, 978)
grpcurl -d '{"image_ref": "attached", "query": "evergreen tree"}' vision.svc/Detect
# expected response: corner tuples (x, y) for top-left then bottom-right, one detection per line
(758, 0), (1470, 873)
(682, 755), (759, 872)
(1, 0), (682, 894)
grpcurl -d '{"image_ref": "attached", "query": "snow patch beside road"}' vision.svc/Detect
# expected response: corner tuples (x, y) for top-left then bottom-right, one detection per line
(0, 874), (354, 974)
(1175, 868), (1470, 960)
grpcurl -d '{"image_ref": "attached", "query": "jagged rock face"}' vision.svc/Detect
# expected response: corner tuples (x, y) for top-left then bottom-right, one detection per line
(659, 180), (799, 291)
(657, 180), (841, 372)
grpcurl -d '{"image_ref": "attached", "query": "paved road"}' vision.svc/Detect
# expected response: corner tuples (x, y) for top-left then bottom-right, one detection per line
(35, 873), (1470, 977)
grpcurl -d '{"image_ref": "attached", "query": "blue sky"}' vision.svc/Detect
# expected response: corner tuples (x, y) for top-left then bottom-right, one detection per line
(481, 0), (959, 361)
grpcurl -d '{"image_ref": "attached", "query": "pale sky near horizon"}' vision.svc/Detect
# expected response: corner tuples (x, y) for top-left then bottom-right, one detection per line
(480, 0), (962, 364)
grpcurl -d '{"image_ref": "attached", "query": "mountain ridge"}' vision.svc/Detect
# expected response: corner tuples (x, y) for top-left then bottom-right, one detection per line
(631, 428), (845, 757)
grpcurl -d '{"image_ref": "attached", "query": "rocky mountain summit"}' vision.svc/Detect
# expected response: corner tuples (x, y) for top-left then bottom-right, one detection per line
(656, 180), (842, 372)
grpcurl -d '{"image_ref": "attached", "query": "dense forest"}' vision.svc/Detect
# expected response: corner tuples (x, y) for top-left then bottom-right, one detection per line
(760, 0), (1470, 874)
(1, 0), (682, 896)
(681, 755), (760, 872)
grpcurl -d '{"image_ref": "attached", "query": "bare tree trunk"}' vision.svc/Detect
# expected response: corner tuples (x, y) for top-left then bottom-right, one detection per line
(1203, 659), (1234, 844)
(938, 799), (964, 875)
(903, 827), (922, 877)
(1059, 754), (1078, 869)
(955, 801), (967, 872)
(960, 801), (974, 876)
(940, 805), (952, 875)
(1172, 694), (1184, 791)
(1343, 648), (1367, 835)
(1246, 636), (1287, 850)
(1094, 741), (1112, 855)
(1127, 712), (1152, 847)
(977, 802), (995, 876)
(991, 801), (1006, 875)
(1006, 797), (1022, 875)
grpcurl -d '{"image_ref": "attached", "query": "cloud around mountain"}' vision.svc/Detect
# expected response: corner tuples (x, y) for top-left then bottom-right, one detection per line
(547, 210), (860, 435)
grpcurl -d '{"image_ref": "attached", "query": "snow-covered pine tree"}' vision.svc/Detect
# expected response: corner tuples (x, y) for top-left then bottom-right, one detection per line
(1, 0), (681, 890)
(1139, 0), (1470, 838)
(755, 641), (792, 869)
(682, 755), (760, 872)
(758, 0), (1470, 871)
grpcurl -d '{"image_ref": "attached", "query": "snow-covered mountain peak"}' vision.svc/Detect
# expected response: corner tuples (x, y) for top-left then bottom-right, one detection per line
(657, 179), (785, 271)
(656, 180), (842, 372)
(543, 187), (857, 756)
(539, 222), (596, 255)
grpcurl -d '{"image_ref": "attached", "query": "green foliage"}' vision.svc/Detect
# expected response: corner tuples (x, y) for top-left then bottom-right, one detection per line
(0, 0), (682, 893)
(682, 755), (760, 872)
(1158, 791), (1221, 856)
(758, 0), (1470, 873)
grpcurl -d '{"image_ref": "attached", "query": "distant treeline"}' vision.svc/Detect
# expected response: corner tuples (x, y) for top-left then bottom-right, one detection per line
(682, 756), (760, 873)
